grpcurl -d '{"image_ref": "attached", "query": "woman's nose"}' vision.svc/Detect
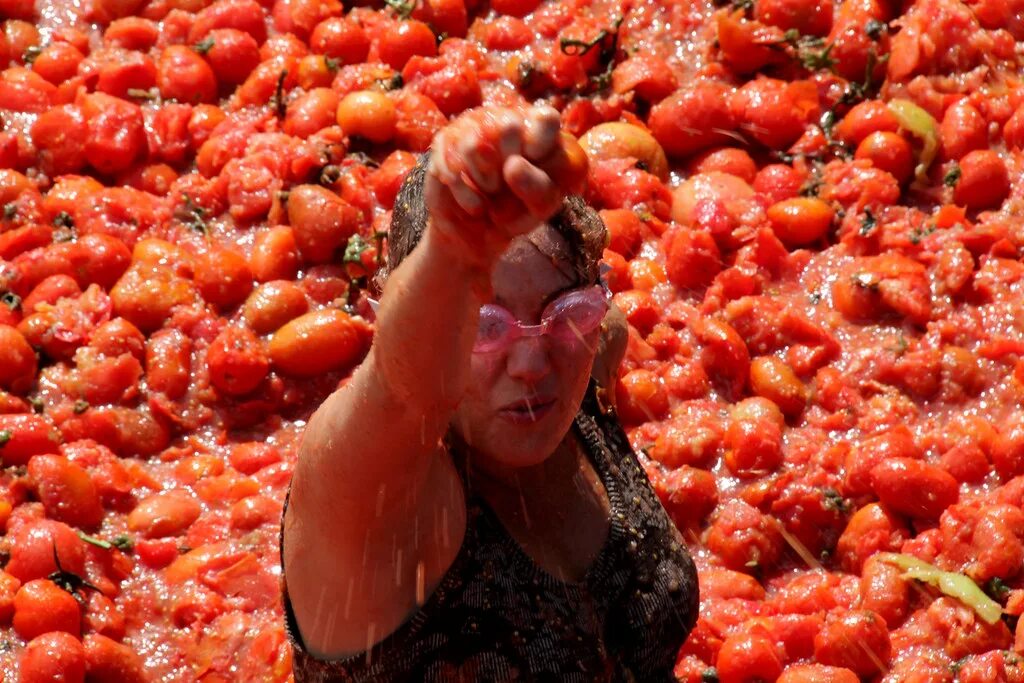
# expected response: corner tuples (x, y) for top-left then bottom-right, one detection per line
(505, 336), (552, 383)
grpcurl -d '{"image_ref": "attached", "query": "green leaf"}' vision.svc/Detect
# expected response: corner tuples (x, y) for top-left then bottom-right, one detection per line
(112, 535), (135, 552)
(0, 430), (10, 448)
(944, 164), (962, 187)
(865, 18), (886, 40)
(76, 531), (112, 550)
(73, 400), (89, 415)
(193, 37), (215, 55)
(860, 209), (877, 236)
(878, 553), (1003, 624)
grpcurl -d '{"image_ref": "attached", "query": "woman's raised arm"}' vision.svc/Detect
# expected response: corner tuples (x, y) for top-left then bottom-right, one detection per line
(282, 105), (582, 658)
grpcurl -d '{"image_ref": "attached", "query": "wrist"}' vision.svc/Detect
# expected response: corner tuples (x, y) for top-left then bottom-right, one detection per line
(423, 221), (495, 299)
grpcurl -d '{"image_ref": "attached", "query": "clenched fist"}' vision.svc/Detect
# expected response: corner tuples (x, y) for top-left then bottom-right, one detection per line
(424, 105), (588, 270)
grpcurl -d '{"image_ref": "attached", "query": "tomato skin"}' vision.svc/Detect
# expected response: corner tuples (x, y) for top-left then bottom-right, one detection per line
(755, 0), (833, 35)
(717, 631), (784, 683)
(860, 555), (909, 627)
(336, 90), (398, 144)
(110, 263), (197, 333)
(854, 131), (915, 185)
(202, 28), (261, 87)
(13, 579), (82, 640)
(0, 414), (61, 467)
(84, 634), (147, 683)
(189, 0), (269, 45)
(834, 100), (900, 147)
(156, 45), (218, 104)
(80, 93), (146, 176)
(704, 499), (784, 572)
(128, 490), (202, 538)
(615, 369), (669, 423)
(648, 81), (736, 158)
(377, 20), (438, 70)
(6, 519), (87, 583)
(229, 441), (283, 474)
(250, 225), (301, 282)
(814, 610), (891, 675)
(242, 280), (309, 334)
(954, 150), (1010, 210)
(32, 42), (86, 85)
(27, 454), (104, 530)
(269, 309), (368, 378)
(310, 17), (370, 63)
(286, 184), (360, 263)
(104, 17), (159, 50)
(731, 78), (814, 150)
(206, 326), (270, 396)
(941, 99), (988, 161)
(766, 197), (834, 247)
(778, 664), (860, 683)
(20, 632), (86, 683)
(0, 325), (37, 394)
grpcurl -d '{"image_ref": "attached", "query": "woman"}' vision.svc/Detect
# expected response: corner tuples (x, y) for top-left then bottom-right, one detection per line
(281, 105), (698, 682)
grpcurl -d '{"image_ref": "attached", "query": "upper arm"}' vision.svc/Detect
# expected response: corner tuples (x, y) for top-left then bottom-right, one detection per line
(282, 353), (468, 658)
(284, 432), (467, 659)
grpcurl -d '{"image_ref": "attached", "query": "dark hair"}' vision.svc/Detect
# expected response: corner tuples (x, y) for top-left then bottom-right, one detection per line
(372, 152), (607, 295)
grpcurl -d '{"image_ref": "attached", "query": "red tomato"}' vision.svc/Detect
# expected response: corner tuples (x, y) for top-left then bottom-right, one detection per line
(156, 45), (218, 104)
(310, 17), (370, 63)
(206, 326), (270, 396)
(286, 184), (360, 263)
(377, 20), (437, 70)
(20, 632), (86, 683)
(717, 631), (784, 683)
(201, 28), (261, 87)
(269, 309), (368, 377)
(28, 454), (104, 529)
(953, 150), (1010, 210)
(13, 578), (81, 640)
(80, 93), (146, 175)
(755, 0), (833, 35)
(189, 0), (269, 45)
(854, 131), (915, 184)
(813, 610), (892, 676)
(648, 81), (737, 158)
(84, 634), (147, 683)
(941, 99), (988, 161)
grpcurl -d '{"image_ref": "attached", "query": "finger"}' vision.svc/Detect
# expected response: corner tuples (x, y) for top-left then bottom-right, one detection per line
(523, 106), (561, 160)
(503, 155), (562, 220)
(450, 176), (487, 218)
(460, 128), (503, 195)
(488, 192), (541, 236)
(495, 109), (525, 158)
(429, 131), (459, 185)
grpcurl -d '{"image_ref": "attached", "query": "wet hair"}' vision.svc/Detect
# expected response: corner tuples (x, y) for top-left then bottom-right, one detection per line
(372, 151), (607, 295)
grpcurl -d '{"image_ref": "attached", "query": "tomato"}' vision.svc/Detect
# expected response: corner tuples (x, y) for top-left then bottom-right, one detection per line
(755, 0), (833, 35)
(377, 20), (438, 70)
(242, 281), (309, 334)
(145, 329), (193, 399)
(717, 631), (783, 683)
(201, 28), (261, 87)
(0, 325), (36, 394)
(189, 0), (269, 45)
(269, 309), (367, 377)
(284, 88), (340, 138)
(704, 500), (784, 572)
(13, 578), (81, 640)
(336, 90), (398, 144)
(31, 42), (85, 85)
(610, 54), (677, 104)
(229, 442), (283, 475)
(272, 0), (344, 38)
(193, 248), (254, 311)
(206, 326), (270, 396)
(104, 17), (159, 50)
(813, 610), (891, 675)
(854, 131), (915, 185)
(80, 93), (146, 175)
(28, 454), (104, 530)
(731, 78), (816, 150)
(128, 490), (202, 538)
(250, 225), (301, 282)
(310, 17), (370, 63)
(84, 634), (147, 683)
(778, 664), (859, 683)
(20, 632), (86, 683)
(953, 150), (1010, 210)
(834, 100), (900, 147)
(286, 184), (360, 263)
(648, 81), (737, 158)
(156, 45), (218, 104)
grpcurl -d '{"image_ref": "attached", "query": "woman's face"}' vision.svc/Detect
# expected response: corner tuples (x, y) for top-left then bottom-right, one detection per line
(450, 224), (600, 470)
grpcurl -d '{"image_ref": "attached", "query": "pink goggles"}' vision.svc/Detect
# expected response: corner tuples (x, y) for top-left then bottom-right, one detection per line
(473, 285), (609, 354)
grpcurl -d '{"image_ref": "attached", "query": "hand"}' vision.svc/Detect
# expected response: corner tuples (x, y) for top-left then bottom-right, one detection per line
(424, 105), (586, 270)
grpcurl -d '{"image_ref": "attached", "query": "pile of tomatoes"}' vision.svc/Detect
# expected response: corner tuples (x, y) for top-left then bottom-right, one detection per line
(4, 0), (1024, 679)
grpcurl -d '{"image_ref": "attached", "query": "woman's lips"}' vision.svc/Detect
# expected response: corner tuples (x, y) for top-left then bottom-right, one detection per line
(497, 397), (557, 424)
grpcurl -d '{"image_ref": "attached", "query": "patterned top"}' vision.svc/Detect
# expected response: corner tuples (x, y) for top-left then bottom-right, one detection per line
(280, 381), (699, 682)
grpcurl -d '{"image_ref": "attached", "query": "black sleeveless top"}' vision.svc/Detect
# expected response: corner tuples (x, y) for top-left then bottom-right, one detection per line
(280, 381), (699, 682)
